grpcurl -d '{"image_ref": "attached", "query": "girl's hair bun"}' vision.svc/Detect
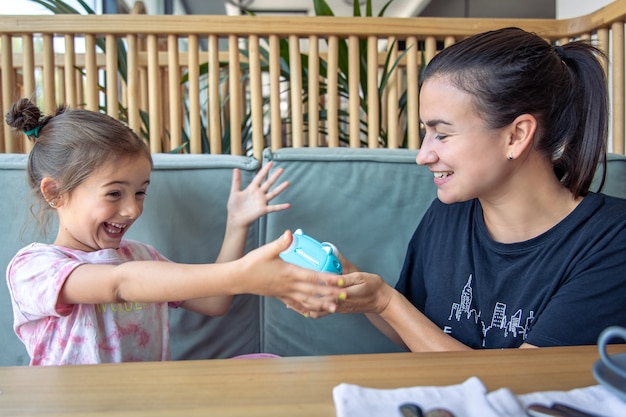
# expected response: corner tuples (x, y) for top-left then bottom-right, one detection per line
(5, 98), (43, 138)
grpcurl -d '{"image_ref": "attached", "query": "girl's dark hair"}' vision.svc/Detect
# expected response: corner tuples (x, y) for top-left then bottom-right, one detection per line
(5, 98), (152, 230)
(421, 27), (608, 198)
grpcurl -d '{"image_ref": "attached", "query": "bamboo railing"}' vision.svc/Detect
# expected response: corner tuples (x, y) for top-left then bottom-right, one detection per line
(1, 0), (626, 159)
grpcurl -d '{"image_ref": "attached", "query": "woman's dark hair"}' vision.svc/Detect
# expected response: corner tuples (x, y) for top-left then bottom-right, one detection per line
(421, 27), (608, 198)
(5, 98), (152, 231)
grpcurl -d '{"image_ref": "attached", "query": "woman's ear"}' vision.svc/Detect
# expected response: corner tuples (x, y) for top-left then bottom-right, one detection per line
(40, 177), (62, 208)
(506, 114), (537, 160)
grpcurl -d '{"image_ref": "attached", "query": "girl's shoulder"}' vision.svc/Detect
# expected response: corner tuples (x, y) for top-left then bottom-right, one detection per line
(12, 240), (167, 263)
(116, 240), (170, 262)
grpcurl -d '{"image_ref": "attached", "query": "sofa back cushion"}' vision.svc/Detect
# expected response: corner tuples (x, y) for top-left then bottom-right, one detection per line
(125, 154), (262, 360)
(0, 154), (43, 365)
(0, 154), (262, 366)
(260, 148), (437, 355)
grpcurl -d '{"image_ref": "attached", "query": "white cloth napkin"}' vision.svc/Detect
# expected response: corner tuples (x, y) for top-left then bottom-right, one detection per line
(332, 377), (626, 417)
(333, 377), (500, 417)
(487, 385), (626, 417)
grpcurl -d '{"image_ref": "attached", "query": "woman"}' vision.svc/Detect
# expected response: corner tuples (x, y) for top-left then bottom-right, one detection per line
(331, 27), (626, 351)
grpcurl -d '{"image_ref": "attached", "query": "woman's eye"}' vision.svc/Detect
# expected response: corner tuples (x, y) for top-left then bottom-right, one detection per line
(434, 133), (448, 141)
(107, 191), (121, 198)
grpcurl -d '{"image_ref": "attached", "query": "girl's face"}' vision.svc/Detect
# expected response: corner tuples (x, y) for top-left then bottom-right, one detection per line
(54, 154), (152, 252)
(416, 76), (512, 204)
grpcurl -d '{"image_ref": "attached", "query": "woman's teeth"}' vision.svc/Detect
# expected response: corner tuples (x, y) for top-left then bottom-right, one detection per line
(434, 172), (452, 179)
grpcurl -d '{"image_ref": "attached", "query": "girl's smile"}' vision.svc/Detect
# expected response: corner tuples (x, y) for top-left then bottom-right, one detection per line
(52, 155), (151, 252)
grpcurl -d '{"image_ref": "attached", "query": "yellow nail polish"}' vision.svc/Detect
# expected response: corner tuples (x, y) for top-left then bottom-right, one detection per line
(338, 292), (347, 301)
(328, 305), (336, 314)
(338, 278), (345, 287)
(303, 312), (310, 318)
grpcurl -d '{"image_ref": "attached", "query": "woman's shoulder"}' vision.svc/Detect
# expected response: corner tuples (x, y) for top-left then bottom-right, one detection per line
(583, 192), (626, 220)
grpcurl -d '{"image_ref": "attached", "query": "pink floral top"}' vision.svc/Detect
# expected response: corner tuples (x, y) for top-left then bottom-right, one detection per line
(6, 240), (179, 366)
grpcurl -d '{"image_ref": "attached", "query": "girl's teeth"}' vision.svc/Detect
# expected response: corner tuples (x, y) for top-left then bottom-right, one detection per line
(105, 223), (126, 234)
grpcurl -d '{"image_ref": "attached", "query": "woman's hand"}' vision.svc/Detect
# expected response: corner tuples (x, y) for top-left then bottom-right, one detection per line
(331, 271), (394, 315)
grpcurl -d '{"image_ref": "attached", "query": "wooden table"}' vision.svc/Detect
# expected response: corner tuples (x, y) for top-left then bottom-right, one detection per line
(0, 345), (623, 417)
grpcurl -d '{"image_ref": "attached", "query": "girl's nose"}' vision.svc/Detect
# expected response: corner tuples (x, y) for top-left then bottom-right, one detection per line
(121, 199), (142, 219)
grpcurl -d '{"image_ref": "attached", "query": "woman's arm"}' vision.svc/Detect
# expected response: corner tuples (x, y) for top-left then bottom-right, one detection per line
(336, 271), (538, 351)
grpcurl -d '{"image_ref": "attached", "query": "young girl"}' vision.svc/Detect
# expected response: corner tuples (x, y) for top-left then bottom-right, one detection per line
(4, 98), (342, 365)
(329, 27), (626, 350)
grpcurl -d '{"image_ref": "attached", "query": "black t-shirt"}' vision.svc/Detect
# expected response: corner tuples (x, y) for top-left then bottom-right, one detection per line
(395, 193), (626, 348)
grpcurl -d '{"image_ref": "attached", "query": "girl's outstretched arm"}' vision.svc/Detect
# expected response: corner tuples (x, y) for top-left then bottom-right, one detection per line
(58, 231), (342, 316)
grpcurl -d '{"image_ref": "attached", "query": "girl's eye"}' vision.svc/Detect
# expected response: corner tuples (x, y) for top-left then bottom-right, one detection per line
(136, 191), (147, 199)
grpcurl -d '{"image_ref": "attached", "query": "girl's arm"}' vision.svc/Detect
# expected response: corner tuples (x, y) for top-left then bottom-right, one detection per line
(186, 162), (290, 315)
(217, 162), (289, 264)
(58, 231), (343, 316)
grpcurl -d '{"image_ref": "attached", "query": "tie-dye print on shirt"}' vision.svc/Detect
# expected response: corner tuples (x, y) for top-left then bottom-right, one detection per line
(6, 240), (178, 365)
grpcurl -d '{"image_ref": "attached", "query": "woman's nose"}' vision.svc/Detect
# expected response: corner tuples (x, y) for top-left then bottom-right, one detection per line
(415, 142), (437, 166)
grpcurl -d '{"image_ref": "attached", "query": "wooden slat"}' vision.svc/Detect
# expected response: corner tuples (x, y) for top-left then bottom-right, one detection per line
(348, 35), (360, 148)
(289, 35), (304, 148)
(126, 34), (141, 135)
(611, 21), (625, 154)
(167, 34), (182, 150)
(84, 34), (98, 112)
(105, 34), (119, 118)
(406, 35), (419, 149)
(1, 34), (14, 153)
(386, 37), (399, 149)
(42, 34), (56, 115)
(64, 35), (77, 108)
(21, 35), (36, 100)
(308, 35), (320, 148)
(187, 34), (201, 154)
(21, 34), (35, 152)
(326, 36), (339, 147)
(208, 34), (221, 154)
(367, 36), (379, 149)
(228, 35), (242, 155)
(248, 35), (264, 160)
(0, 14), (607, 38)
(147, 34), (161, 153)
(269, 35), (282, 151)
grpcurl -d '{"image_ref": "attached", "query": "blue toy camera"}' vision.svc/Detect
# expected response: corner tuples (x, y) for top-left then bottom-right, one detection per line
(280, 229), (342, 274)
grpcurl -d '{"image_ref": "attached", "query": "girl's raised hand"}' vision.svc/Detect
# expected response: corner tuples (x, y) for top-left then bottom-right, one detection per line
(227, 162), (290, 228)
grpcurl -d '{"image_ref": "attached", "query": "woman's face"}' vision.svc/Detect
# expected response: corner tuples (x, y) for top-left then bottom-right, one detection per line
(416, 76), (512, 204)
(53, 154), (152, 252)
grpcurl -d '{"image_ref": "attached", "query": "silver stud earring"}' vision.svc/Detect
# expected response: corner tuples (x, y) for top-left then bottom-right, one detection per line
(49, 200), (57, 207)
(508, 152), (513, 160)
